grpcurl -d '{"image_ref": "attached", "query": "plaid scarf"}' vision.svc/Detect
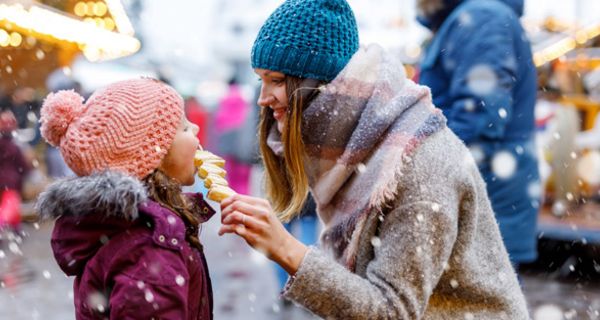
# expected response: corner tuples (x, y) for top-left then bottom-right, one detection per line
(301, 44), (446, 270)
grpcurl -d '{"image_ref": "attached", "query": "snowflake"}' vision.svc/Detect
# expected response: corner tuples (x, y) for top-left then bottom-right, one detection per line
(491, 151), (516, 179)
(466, 64), (498, 96)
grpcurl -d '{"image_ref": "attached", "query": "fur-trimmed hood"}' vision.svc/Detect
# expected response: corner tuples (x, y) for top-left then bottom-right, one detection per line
(37, 171), (216, 277)
(36, 171), (148, 275)
(36, 170), (147, 221)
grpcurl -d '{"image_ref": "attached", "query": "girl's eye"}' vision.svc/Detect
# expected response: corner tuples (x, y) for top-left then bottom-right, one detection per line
(272, 78), (284, 84)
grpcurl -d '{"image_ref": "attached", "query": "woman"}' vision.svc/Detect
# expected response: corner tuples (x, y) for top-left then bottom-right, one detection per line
(219, 0), (529, 318)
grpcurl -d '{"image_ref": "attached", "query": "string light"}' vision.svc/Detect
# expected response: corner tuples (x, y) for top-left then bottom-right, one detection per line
(74, 2), (86, 16)
(93, 2), (107, 16)
(9, 31), (21, 47)
(0, 2), (140, 61)
(534, 23), (600, 67)
(0, 29), (9, 46)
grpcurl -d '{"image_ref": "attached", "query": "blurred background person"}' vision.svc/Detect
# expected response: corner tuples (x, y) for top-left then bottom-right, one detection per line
(215, 78), (253, 195)
(185, 95), (210, 147)
(0, 111), (31, 233)
(416, 0), (540, 270)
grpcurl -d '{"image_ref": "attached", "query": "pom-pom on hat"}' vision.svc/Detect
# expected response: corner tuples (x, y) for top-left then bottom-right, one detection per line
(40, 78), (184, 179)
(251, 0), (359, 82)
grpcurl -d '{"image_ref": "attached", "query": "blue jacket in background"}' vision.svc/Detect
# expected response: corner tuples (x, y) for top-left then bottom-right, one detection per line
(419, 0), (540, 263)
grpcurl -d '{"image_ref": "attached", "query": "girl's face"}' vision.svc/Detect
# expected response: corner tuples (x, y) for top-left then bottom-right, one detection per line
(255, 68), (288, 133)
(159, 117), (200, 186)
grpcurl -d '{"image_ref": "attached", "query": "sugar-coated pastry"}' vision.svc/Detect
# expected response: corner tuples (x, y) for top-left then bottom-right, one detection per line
(198, 164), (227, 179)
(207, 185), (236, 202)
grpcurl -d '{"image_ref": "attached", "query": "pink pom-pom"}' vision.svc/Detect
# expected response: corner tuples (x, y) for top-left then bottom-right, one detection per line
(40, 90), (85, 146)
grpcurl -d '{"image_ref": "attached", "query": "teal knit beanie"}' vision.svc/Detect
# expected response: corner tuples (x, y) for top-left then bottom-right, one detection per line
(251, 0), (359, 82)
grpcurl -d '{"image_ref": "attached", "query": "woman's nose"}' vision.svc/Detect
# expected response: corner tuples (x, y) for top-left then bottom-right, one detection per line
(257, 88), (274, 107)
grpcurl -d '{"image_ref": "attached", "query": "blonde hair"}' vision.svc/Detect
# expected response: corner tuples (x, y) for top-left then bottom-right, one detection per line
(259, 76), (322, 222)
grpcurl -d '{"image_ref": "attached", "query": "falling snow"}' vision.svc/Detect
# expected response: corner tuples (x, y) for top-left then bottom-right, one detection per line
(175, 275), (185, 286)
(371, 236), (382, 248)
(144, 289), (154, 303)
(491, 151), (517, 179)
(466, 64), (498, 96)
(498, 108), (508, 119)
(450, 279), (459, 289)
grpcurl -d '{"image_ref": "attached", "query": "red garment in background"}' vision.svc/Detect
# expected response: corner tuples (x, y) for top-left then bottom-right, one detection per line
(184, 97), (208, 146)
(0, 189), (21, 228)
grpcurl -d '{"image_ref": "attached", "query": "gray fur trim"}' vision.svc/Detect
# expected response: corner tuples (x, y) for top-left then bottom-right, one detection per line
(36, 171), (148, 220)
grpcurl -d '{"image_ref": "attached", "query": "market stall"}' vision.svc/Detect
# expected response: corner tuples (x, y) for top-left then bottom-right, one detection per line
(532, 17), (600, 244)
(0, 0), (140, 94)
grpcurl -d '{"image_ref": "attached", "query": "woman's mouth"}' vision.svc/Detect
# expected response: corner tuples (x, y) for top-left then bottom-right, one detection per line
(273, 108), (287, 121)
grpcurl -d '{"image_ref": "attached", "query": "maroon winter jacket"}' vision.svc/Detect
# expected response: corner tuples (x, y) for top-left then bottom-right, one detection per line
(0, 136), (31, 193)
(36, 171), (215, 319)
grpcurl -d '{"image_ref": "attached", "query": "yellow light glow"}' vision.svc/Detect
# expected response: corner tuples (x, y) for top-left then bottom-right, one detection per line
(95, 17), (105, 28)
(0, 3), (140, 61)
(534, 38), (576, 67)
(104, 17), (114, 30)
(586, 26), (600, 39)
(0, 29), (9, 46)
(534, 22), (600, 67)
(9, 31), (21, 46)
(74, 2), (86, 16)
(575, 30), (588, 44)
(86, 2), (95, 16)
(93, 2), (107, 16)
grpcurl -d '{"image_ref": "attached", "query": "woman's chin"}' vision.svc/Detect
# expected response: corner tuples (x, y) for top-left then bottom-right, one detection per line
(277, 121), (285, 133)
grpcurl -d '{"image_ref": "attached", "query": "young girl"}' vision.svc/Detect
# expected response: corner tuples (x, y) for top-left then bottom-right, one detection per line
(219, 0), (530, 318)
(36, 78), (214, 319)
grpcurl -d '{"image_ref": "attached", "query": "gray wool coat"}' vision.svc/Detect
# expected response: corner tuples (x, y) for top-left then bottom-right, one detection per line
(283, 128), (530, 320)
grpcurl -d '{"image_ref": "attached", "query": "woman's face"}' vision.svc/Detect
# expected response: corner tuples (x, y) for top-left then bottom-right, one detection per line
(255, 68), (288, 133)
(159, 116), (200, 186)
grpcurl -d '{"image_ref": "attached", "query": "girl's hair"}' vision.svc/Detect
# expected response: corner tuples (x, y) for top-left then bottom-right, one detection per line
(143, 169), (202, 251)
(259, 76), (322, 222)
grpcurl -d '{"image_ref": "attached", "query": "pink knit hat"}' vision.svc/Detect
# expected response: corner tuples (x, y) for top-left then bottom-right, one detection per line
(40, 78), (184, 179)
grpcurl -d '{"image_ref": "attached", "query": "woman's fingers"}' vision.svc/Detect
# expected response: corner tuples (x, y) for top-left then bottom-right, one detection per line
(221, 193), (270, 210)
(221, 200), (268, 222)
(222, 211), (263, 230)
(218, 223), (248, 237)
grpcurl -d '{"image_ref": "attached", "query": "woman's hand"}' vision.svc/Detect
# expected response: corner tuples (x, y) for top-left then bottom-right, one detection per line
(218, 194), (308, 275)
